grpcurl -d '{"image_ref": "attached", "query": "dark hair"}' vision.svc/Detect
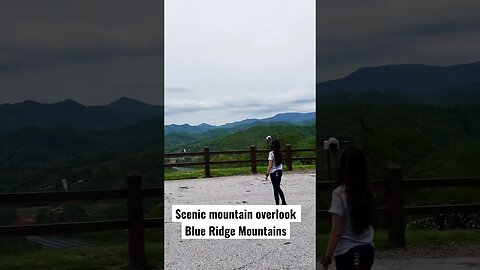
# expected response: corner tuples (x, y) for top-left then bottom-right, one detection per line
(270, 139), (282, 166)
(337, 145), (375, 233)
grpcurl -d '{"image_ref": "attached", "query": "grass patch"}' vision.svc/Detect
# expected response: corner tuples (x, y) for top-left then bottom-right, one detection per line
(0, 230), (163, 270)
(316, 229), (480, 257)
(0, 237), (43, 255)
(165, 164), (315, 180)
(0, 243), (162, 270)
(405, 229), (480, 245)
(16, 206), (49, 217)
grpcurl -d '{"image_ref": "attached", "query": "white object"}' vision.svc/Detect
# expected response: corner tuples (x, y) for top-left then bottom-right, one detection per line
(323, 137), (340, 150)
(268, 151), (283, 173)
(61, 179), (68, 191)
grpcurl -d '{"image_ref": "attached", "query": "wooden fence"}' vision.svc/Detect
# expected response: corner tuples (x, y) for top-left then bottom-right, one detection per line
(0, 172), (162, 269)
(317, 164), (480, 247)
(164, 145), (316, 177)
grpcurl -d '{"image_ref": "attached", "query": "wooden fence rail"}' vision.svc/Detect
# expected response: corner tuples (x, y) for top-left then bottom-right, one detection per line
(317, 164), (480, 247)
(0, 172), (162, 269)
(165, 145), (316, 177)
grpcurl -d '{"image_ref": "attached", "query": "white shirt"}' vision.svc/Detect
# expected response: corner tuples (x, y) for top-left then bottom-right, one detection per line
(328, 186), (374, 256)
(268, 151), (282, 173)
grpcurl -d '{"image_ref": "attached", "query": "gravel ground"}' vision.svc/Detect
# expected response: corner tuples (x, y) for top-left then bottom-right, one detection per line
(374, 243), (480, 269)
(164, 172), (479, 270)
(164, 172), (316, 270)
(376, 242), (480, 259)
(374, 257), (480, 270)
(316, 257), (480, 270)
(315, 242), (480, 269)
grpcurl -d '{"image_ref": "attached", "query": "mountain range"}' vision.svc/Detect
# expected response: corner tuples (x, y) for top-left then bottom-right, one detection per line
(164, 112), (315, 135)
(2, 61), (480, 135)
(317, 61), (480, 105)
(0, 97), (163, 134)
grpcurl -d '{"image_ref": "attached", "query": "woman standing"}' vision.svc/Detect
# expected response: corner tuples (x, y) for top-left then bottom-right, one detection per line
(321, 145), (375, 270)
(265, 139), (287, 205)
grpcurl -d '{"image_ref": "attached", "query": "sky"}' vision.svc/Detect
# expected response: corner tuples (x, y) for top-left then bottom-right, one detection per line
(316, 0), (480, 82)
(165, 0), (316, 125)
(2, 1), (479, 125)
(0, 0), (163, 106)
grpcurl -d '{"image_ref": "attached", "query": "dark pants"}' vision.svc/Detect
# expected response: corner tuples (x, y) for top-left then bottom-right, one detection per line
(335, 244), (374, 270)
(270, 170), (286, 205)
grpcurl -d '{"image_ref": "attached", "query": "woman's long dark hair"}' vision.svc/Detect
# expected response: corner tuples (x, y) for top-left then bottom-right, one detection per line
(271, 139), (282, 166)
(337, 145), (375, 233)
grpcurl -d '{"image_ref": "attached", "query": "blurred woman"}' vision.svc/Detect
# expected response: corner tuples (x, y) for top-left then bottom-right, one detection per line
(321, 145), (375, 270)
(265, 139), (287, 205)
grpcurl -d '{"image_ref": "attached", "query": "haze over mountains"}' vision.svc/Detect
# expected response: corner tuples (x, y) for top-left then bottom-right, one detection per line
(317, 61), (480, 105)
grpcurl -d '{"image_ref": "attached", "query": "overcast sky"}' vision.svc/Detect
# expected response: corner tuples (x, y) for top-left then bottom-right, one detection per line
(317, 0), (480, 82)
(2, 1), (478, 125)
(0, 1), (163, 106)
(165, 0), (315, 125)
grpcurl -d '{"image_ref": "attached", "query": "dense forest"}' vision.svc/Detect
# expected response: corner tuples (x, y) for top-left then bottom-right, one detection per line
(0, 117), (164, 226)
(166, 100), (480, 181)
(165, 123), (315, 153)
(0, 118), (164, 193)
(316, 102), (480, 179)
(2, 101), (480, 194)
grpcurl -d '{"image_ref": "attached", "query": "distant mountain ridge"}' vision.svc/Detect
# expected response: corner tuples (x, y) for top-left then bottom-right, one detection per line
(317, 61), (480, 104)
(164, 123), (217, 134)
(164, 112), (315, 135)
(0, 97), (163, 134)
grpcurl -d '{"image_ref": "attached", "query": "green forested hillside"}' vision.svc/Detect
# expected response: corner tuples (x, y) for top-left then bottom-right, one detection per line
(165, 102), (480, 182)
(3, 101), (480, 192)
(316, 103), (480, 179)
(0, 119), (164, 193)
(166, 123), (315, 153)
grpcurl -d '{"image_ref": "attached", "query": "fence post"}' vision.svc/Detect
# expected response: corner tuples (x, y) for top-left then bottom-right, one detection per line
(386, 164), (405, 247)
(127, 171), (145, 269)
(285, 144), (293, 171)
(250, 145), (257, 174)
(204, 146), (211, 178)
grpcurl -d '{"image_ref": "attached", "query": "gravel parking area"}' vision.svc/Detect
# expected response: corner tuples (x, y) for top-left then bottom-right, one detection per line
(164, 172), (479, 269)
(376, 242), (480, 259)
(316, 257), (480, 270)
(374, 257), (480, 270)
(373, 243), (480, 269)
(164, 172), (316, 270)
(315, 242), (480, 269)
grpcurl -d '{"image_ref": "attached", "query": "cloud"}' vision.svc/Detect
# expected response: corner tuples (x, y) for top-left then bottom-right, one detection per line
(165, 86), (191, 94)
(316, 0), (480, 81)
(0, 0), (164, 105)
(166, 90), (315, 118)
(0, 21), (163, 73)
(165, 0), (315, 125)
